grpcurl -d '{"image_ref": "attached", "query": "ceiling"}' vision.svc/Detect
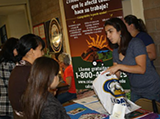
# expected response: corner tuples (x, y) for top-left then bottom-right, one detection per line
(0, 0), (26, 16)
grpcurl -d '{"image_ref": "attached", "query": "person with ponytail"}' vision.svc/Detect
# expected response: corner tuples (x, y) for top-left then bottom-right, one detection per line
(8, 34), (45, 119)
(124, 15), (156, 67)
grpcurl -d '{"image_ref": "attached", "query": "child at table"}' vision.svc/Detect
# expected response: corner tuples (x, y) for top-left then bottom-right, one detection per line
(21, 57), (70, 119)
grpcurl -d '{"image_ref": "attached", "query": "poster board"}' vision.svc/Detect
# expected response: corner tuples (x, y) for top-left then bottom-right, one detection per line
(62, 0), (130, 89)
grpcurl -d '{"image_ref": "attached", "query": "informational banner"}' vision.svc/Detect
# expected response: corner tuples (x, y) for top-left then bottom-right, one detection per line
(63, 0), (129, 89)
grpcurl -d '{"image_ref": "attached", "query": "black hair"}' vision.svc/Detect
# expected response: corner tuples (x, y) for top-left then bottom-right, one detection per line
(124, 15), (147, 33)
(16, 33), (45, 60)
(0, 37), (19, 63)
(105, 18), (132, 56)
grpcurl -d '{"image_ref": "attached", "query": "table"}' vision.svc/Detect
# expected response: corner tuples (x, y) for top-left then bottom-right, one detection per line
(65, 103), (109, 119)
(64, 97), (160, 119)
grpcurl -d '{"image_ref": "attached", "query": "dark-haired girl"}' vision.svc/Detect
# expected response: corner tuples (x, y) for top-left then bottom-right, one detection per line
(22, 57), (70, 119)
(103, 18), (160, 103)
(8, 34), (45, 119)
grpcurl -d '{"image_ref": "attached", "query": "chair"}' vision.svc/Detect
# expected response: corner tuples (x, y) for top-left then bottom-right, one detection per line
(135, 98), (160, 114)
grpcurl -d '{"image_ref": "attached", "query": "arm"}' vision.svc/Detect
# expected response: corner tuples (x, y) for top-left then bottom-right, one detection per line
(146, 44), (157, 61)
(113, 62), (120, 78)
(60, 67), (64, 79)
(102, 62), (120, 78)
(66, 76), (72, 88)
(106, 54), (146, 75)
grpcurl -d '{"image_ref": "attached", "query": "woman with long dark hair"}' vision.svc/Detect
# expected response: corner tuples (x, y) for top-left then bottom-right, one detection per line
(8, 34), (45, 119)
(103, 18), (160, 103)
(124, 15), (156, 67)
(22, 57), (70, 119)
(0, 38), (19, 119)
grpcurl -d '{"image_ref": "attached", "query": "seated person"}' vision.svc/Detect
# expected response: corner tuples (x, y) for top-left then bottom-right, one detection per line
(57, 53), (77, 104)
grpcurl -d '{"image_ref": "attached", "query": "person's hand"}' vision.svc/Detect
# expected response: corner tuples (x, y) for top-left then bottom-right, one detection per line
(48, 88), (58, 96)
(102, 64), (119, 75)
(53, 89), (58, 96)
(59, 67), (64, 73)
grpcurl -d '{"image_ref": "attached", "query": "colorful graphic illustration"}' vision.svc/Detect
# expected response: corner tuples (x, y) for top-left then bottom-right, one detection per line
(79, 113), (108, 119)
(81, 34), (112, 66)
(103, 78), (125, 97)
(67, 108), (86, 115)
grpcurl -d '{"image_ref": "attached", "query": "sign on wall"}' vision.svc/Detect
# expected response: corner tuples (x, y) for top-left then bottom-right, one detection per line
(33, 23), (46, 40)
(33, 23), (48, 49)
(62, 0), (129, 89)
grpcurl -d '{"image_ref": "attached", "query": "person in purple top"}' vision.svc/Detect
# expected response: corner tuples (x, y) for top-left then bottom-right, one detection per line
(124, 15), (156, 67)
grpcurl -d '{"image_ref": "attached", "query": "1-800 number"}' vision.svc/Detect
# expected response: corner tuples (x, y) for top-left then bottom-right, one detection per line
(75, 72), (100, 79)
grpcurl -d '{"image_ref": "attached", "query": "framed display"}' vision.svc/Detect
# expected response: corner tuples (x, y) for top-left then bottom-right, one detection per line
(49, 18), (62, 53)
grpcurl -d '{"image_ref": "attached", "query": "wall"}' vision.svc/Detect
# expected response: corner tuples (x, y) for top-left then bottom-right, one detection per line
(7, 11), (29, 38)
(28, 0), (69, 53)
(0, 0), (32, 39)
(122, 0), (145, 21)
(0, 10), (30, 38)
(0, 0), (26, 5)
(143, 0), (160, 74)
(122, 0), (132, 17)
(28, 0), (61, 26)
(130, 0), (145, 22)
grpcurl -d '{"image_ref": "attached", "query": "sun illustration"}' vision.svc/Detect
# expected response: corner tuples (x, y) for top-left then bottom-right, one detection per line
(86, 34), (110, 49)
(81, 34), (113, 65)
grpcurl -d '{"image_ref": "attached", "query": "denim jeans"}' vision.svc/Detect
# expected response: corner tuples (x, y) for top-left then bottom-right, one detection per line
(57, 92), (77, 104)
